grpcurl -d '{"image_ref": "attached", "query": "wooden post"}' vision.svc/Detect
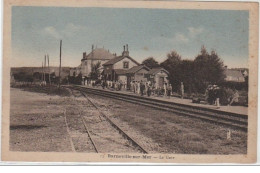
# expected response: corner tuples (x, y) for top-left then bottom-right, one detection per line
(44, 55), (46, 85)
(41, 61), (44, 83)
(58, 40), (62, 89)
(48, 54), (51, 85)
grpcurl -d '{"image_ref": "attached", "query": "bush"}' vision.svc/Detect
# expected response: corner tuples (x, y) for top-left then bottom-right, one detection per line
(219, 81), (248, 91)
(219, 87), (234, 105)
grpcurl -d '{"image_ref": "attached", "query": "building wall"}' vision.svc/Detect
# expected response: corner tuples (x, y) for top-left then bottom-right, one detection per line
(133, 68), (149, 82)
(153, 71), (168, 88)
(80, 59), (108, 77)
(118, 75), (127, 82)
(114, 57), (138, 70)
(103, 65), (113, 75)
(225, 76), (245, 82)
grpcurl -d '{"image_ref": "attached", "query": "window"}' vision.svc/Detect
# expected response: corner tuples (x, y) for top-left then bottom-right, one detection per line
(123, 61), (129, 69)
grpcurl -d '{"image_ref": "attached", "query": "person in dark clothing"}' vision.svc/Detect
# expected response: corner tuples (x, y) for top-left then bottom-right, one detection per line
(102, 80), (105, 89)
(140, 81), (145, 96)
(147, 84), (151, 97)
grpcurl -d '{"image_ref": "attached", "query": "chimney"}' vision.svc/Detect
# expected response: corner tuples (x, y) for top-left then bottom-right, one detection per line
(83, 52), (87, 59)
(122, 45), (130, 56)
(92, 45), (94, 52)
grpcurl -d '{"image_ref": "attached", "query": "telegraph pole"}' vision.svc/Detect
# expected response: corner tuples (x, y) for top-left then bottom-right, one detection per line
(44, 55), (46, 85)
(41, 61), (44, 83)
(48, 54), (51, 85)
(58, 40), (62, 89)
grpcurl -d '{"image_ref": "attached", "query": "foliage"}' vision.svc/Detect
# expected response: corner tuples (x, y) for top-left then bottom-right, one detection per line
(160, 46), (225, 94)
(142, 57), (160, 69)
(160, 50), (182, 92)
(219, 81), (248, 91)
(89, 61), (101, 80)
(68, 73), (83, 85)
(193, 47), (225, 93)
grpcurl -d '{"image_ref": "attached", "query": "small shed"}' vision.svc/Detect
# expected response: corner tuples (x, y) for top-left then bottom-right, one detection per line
(126, 65), (150, 89)
(146, 67), (169, 88)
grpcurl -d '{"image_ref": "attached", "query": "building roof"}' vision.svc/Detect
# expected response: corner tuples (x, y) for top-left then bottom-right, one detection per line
(103, 55), (140, 66)
(147, 67), (169, 75)
(84, 48), (115, 60)
(114, 69), (128, 75)
(126, 65), (150, 74)
(225, 69), (244, 78)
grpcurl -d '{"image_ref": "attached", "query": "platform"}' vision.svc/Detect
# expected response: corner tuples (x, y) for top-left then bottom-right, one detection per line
(80, 85), (248, 116)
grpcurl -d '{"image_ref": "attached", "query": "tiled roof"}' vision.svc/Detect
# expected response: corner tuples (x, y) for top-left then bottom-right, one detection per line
(103, 56), (125, 65)
(103, 55), (140, 66)
(147, 67), (169, 75)
(84, 48), (115, 60)
(225, 69), (244, 78)
(126, 65), (150, 74)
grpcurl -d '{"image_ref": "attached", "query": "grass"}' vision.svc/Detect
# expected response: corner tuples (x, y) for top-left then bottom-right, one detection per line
(89, 94), (247, 154)
(11, 84), (71, 97)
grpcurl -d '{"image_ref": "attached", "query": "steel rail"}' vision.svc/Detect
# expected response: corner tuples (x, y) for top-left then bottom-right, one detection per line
(65, 88), (99, 153)
(71, 85), (248, 132)
(79, 91), (149, 154)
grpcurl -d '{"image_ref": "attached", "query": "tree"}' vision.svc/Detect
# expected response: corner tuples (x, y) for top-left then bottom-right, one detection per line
(180, 60), (195, 94)
(89, 61), (101, 80)
(160, 50), (182, 92)
(142, 57), (160, 69)
(193, 46), (225, 93)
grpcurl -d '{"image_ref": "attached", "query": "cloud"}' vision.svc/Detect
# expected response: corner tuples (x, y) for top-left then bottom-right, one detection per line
(188, 27), (204, 38)
(43, 23), (85, 39)
(173, 33), (189, 43)
(61, 23), (85, 37)
(44, 26), (62, 39)
(172, 26), (204, 43)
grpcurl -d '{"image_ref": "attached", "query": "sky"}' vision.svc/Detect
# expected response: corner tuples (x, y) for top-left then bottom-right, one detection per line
(11, 6), (249, 68)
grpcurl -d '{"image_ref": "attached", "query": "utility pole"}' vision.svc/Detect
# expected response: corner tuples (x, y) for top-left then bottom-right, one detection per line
(58, 40), (62, 89)
(41, 61), (44, 83)
(44, 55), (46, 85)
(48, 54), (51, 85)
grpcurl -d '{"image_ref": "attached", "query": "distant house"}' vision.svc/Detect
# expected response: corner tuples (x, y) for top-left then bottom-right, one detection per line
(224, 66), (245, 82)
(102, 45), (140, 82)
(146, 67), (169, 88)
(70, 45), (116, 78)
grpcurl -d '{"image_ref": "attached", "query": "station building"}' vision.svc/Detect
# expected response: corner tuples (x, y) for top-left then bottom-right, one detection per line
(102, 44), (140, 82)
(70, 45), (116, 78)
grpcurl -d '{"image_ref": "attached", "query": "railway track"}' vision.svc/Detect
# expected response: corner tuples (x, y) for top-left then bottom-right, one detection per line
(68, 85), (248, 132)
(65, 87), (149, 153)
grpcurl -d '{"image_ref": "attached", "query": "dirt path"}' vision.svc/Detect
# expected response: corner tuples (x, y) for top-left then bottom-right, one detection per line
(10, 88), (73, 152)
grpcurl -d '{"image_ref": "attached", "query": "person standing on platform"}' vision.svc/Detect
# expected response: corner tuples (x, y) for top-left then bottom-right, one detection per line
(137, 81), (140, 95)
(147, 83), (151, 97)
(180, 82), (184, 99)
(167, 84), (172, 98)
(133, 81), (136, 93)
(140, 81), (145, 96)
(229, 89), (239, 106)
(164, 82), (167, 97)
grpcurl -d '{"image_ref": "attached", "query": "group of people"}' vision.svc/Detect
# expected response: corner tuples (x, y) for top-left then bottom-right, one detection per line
(101, 80), (127, 91)
(205, 84), (240, 106)
(130, 81), (173, 98)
